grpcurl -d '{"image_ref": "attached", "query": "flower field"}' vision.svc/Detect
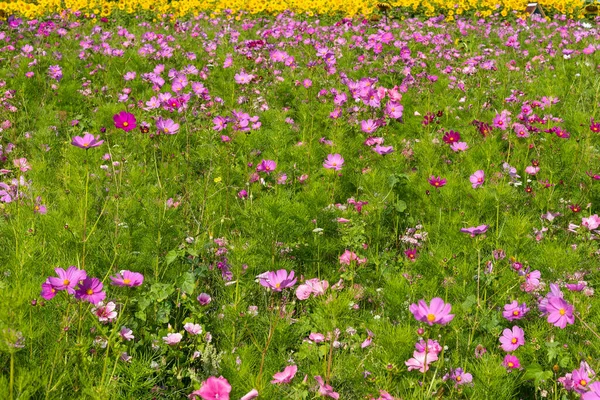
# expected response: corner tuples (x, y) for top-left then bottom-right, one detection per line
(1, 5), (600, 400)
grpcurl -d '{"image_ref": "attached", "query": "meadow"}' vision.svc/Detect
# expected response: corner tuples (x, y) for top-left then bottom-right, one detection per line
(0, 5), (600, 400)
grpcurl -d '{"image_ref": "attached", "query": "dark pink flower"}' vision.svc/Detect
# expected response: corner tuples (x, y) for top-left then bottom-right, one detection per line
(503, 355), (521, 370)
(74, 277), (106, 305)
(460, 225), (488, 237)
(499, 326), (525, 352)
(546, 297), (575, 328)
(189, 376), (231, 400)
(47, 266), (87, 294)
(113, 111), (137, 132)
(314, 376), (339, 399)
(256, 159), (276, 174)
(271, 365), (298, 384)
(428, 176), (446, 188)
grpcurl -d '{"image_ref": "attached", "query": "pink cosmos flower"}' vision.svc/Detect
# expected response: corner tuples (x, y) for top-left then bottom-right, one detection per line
(257, 269), (296, 291)
(513, 123), (529, 138)
(156, 118), (179, 135)
(405, 349), (438, 373)
(493, 111), (511, 130)
(503, 354), (521, 369)
(271, 365), (298, 384)
(234, 71), (254, 84)
(443, 368), (473, 387)
(502, 301), (529, 321)
(256, 159), (276, 174)
(308, 332), (325, 343)
(546, 297), (575, 328)
(163, 332), (183, 345)
(113, 111), (137, 132)
(92, 301), (117, 322)
(428, 176), (446, 188)
(13, 158), (31, 172)
(460, 225), (489, 237)
(539, 283), (564, 315)
(323, 154), (344, 170)
(47, 266), (87, 294)
(442, 131), (461, 144)
(314, 376), (339, 399)
(582, 215), (600, 231)
(71, 133), (104, 149)
(296, 278), (329, 300)
(110, 270), (144, 287)
(361, 119), (378, 134)
(450, 141), (469, 152)
(385, 101), (403, 119)
(373, 145), (394, 155)
(583, 382), (600, 400)
(74, 277), (106, 304)
(404, 248), (417, 261)
(409, 298), (454, 326)
(40, 280), (57, 300)
(499, 326), (525, 352)
(469, 170), (485, 188)
(525, 166), (540, 175)
(571, 361), (595, 394)
(189, 376), (232, 400)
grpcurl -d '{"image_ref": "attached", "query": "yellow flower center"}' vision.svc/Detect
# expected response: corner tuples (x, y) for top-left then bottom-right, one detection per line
(86, 289), (94, 295)
(581, 380), (587, 386)
(123, 122), (129, 127)
(164, 128), (169, 133)
(426, 313), (435, 322)
(275, 283), (281, 288)
(559, 308), (565, 315)
(63, 279), (70, 285)
(123, 278), (131, 285)
(513, 311), (519, 316)
(83, 142), (89, 147)
(456, 376), (462, 382)
(508, 362), (514, 367)
(511, 338), (517, 344)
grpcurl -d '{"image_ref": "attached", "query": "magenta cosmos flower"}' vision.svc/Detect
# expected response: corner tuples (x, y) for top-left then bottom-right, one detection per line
(442, 130), (461, 144)
(110, 270), (144, 287)
(460, 225), (489, 237)
(583, 382), (600, 400)
(47, 266), (87, 294)
(74, 277), (106, 304)
(113, 111), (137, 132)
(499, 326), (525, 352)
(443, 368), (473, 387)
(503, 354), (521, 369)
(71, 133), (104, 149)
(470, 170), (485, 188)
(428, 176), (446, 188)
(156, 117), (179, 135)
(197, 293), (211, 305)
(271, 365), (298, 384)
(323, 154), (344, 170)
(163, 332), (183, 345)
(546, 297), (575, 328)
(409, 297), (454, 326)
(502, 301), (529, 321)
(257, 269), (296, 291)
(256, 159), (276, 174)
(190, 376), (232, 400)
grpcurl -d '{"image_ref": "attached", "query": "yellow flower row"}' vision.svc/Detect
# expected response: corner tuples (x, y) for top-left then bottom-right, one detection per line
(0, 0), (591, 19)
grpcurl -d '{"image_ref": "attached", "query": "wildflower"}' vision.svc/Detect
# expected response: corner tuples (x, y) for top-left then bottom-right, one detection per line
(474, 344), (487, 358)
(92, 301), (117, 322)
(184, 323), (203, 335)
(40, 280), (57, 300)
(460, 225), (488, 237)
(113, 111), (137, 132)
(590, 118), (600, 133)
(405, 348), (438, 373)
(156, 118), (179, 135)
(271, 365), (298, 384)
(234, 71), (254, 84)
(409, 297), (454, 326)
(373, 145), (394, 155)
(314, 376), (340, 399)
(323, 154), (344, 170)
(493, 111), (511, 130)
(525, 166), (540, 175)
(450, 142), (469, 152)
(582, 215), (600, 231)
(428, 176), (446, 188)
(361, 119), (378, 134)
(545, 297), (575, 328)
(197, 293), (211, 305)
(502, 301), (529, 321)
(404, 248), (417, 261)
(240, 389), (258, 400)
(257, 269), (297, 291)
(47, 266), (87, 294)
(469, 170), (485, 188)
(442, 131), (461, 144)
(582, 382), (600, 400)
(443, 368), (473, 387)
(308, 333), (325, 343)
(74, 277), (106, 304)
(13, 158), (31, 172)
(110, 270), (144, 287)
(339, 250), (367, 265)
(34, 196), (47, 214)
(71, 133), (104, 149)
(189, 376), (231, 400)
(296, 279), (329, 300)
(572, 361), (595, 394)
(256, 159), (276, 174)
(499, 326), (525, 352)
(163, 332), (183, 345)
(120, 327), (134, 341)
(503, 355), (521, 370)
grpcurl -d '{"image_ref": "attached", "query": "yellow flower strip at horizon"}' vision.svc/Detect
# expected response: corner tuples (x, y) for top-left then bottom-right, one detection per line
(0, 0), (591, 19)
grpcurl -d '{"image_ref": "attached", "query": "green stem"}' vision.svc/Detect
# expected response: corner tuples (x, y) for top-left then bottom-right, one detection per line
(81, 161), (90, 270)
(9, 351), (14, 400)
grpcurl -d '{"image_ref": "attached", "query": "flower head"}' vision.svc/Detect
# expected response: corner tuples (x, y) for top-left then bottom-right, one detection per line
(74, 277), (106, 304)
(503, 354), (521, 370)
(163, 332), (183, 345)
(113, 111), (137, 132)
(271, 365), (298, 384)
(428, 176), (446, 188)
(460, 225), (489, 237)
(499, 326), (525, 352)
(257, 269), (296, 291)
(47, 266), (87, 294)
(409, 297), (454, 326)
(443, 368), (473, 387)
(156, 118), (179, 135)
(256, 159), (276, 174)
(546, 296), (575, 328)
(92, 301), (117, 322)
(71, 133), (104, 149)
(189, 376), (232, 400)
(469, 170), (485, 188)
(110, 270), (144, 287)
(502, 301), (529, 321)
(323, 154), (344, 170)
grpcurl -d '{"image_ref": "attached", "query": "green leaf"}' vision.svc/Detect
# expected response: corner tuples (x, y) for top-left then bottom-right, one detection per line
(395, 200), (407, 212)
(166, 250), (179, 266)
(176, 272), (196, 294)
(461, 295), (477, 312)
